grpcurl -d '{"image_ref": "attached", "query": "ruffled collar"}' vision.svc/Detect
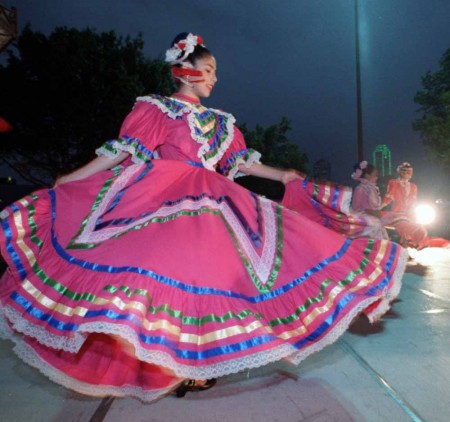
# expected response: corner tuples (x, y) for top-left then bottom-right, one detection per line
(171, 92), (201, 104)
(135, 94), (236, 171)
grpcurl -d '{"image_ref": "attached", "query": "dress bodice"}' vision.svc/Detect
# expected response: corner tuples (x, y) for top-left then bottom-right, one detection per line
(383, 179), (418, 212)
(96, 93), (261, 179)
(352, 179), (381, 212)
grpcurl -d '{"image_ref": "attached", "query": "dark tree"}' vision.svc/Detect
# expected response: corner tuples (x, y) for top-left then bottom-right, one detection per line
(413, 48), (450, 173)
(0, 26), (174, 186)
(236, 117), (309, 199)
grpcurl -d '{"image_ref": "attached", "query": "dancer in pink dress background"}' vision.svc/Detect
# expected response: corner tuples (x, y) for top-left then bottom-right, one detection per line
(349, 161), (389, 240)
(0, 33), (407, 402)
(349, 160), (415, 242)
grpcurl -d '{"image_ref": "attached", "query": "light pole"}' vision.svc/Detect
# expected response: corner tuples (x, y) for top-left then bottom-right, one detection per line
(354, 0), (364, 161)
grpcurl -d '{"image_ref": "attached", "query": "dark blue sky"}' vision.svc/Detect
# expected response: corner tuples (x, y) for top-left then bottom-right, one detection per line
(2, 0), (450, 193)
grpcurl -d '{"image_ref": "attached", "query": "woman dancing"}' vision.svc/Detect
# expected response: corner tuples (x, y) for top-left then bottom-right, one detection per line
(0, 33), (407, 402)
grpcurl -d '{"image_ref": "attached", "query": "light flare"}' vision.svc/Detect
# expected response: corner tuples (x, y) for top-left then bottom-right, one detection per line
(414, 203), (436, 225)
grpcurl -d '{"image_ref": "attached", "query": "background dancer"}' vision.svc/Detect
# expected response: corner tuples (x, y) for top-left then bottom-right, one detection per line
(382, 162), (449, 248)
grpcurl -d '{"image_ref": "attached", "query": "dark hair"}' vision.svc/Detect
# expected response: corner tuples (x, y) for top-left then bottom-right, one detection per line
(170, 32), (212, 66)
(353, 162), (376, 178)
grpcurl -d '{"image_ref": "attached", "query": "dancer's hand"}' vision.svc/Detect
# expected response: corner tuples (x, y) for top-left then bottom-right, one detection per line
(281, 169), (305, 185)
(54, 175), (69, 187)
(365, 209), (382, 218)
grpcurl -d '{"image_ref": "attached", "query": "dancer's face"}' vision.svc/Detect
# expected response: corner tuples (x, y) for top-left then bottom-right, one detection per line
(399, 168), (413, 181)
(366, 168), (378, 183)
(181, 55), (217, 99)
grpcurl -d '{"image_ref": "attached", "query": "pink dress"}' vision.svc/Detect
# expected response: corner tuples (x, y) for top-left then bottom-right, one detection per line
(0, 93), (407, 402)
(351, 179), (382, 212)
(282, 177), (388, 240)
(349, 179), (389, 239)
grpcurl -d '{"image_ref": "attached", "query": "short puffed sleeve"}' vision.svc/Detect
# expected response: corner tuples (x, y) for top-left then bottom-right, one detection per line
(218, 126), (261, 179)
(96, 101), (167, 164)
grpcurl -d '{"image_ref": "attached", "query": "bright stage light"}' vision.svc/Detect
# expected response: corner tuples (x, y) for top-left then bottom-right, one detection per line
(414, 204), (436, 225)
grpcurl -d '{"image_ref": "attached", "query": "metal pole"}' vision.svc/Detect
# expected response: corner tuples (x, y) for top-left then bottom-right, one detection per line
(354, 0), (364, 161)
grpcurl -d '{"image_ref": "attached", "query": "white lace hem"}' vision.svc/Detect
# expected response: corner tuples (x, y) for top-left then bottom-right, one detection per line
(0, 246), (406, 399)
(341, 186), (352, 215)
(0, 209), (10, 219)
(0, 270), (403, 383)
(11, 339), (181, 403)
(365, 244), (407, 322)
(2, 304), (86, 353)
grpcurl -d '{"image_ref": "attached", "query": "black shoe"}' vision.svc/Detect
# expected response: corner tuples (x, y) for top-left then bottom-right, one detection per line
(174, 379), (217, 398)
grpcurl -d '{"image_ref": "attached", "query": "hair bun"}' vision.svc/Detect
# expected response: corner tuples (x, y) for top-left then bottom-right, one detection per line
(351, 160), (368, 180)
(165, 33), (205, 64)
(397, 162), (413, 172)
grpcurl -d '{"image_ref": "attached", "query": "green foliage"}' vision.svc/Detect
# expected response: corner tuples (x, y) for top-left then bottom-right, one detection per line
(236, 117), (308, 199)
(239, 117), (308, 170)
(413, 48), (450, 173)
(0, 26), (175, 185)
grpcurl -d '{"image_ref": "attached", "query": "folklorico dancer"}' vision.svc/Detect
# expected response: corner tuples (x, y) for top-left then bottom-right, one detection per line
(350, 160), (390, 240)
(0, 32), (407, 402)
(381, 162), (449, 249)
(349, 160), (416, 243)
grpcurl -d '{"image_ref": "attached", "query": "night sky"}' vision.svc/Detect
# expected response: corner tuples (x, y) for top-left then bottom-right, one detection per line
(2, 0), (450, 196)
